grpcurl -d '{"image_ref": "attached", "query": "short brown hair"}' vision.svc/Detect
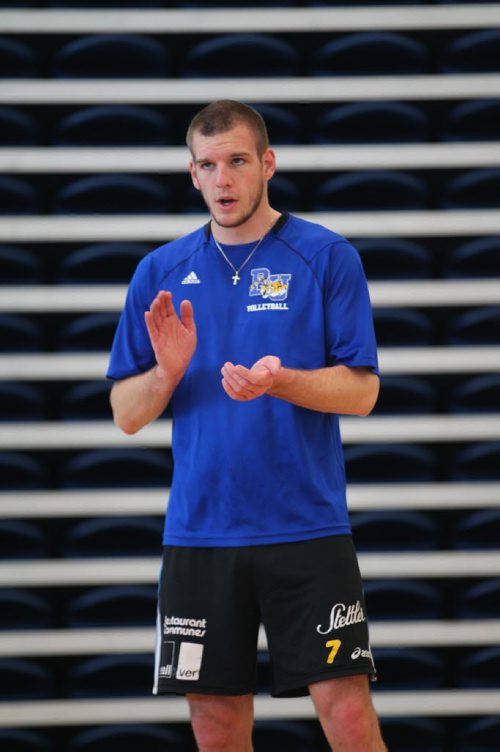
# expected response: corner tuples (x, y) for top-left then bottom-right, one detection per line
(186, 100), (269, 157)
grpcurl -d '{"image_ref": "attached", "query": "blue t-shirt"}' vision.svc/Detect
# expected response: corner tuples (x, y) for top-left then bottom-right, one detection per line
(107, 213), (378, 547)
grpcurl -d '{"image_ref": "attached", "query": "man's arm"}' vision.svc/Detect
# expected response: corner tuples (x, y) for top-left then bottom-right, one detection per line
(221, 356), (379, 416)
(110, 291), (197, 434)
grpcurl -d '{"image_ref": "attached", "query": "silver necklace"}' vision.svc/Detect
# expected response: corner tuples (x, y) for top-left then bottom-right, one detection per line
(213, 231), (268, 285)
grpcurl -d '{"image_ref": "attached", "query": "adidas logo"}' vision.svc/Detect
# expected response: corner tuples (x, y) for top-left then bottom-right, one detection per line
(181, 271), (201, 285)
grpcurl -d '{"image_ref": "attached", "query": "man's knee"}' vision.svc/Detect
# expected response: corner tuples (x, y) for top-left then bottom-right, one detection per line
(187, 693), (253, 752)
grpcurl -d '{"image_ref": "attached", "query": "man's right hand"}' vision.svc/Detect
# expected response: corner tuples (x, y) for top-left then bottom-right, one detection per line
(145, 290), (197, 383)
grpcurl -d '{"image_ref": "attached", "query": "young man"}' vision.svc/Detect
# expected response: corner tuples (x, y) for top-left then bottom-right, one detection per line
(108, 100), (386, 751)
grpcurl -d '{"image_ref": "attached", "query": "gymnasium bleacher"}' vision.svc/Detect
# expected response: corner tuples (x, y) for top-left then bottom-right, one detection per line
(1, 1), (500, 750)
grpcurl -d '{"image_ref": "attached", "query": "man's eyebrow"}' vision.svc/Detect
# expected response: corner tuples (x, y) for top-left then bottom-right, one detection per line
(194, 151), (252, 164)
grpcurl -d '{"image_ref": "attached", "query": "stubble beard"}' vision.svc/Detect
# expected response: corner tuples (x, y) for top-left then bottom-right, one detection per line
(206, 182), (266, 230)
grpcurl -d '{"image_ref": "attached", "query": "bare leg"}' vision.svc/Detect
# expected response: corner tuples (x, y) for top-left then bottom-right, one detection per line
(309, 675), (387, 752)
(187, 693), (254, 752)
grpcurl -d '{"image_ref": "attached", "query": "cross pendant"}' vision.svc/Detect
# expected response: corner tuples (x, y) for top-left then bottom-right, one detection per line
(232, 271), (240, 285)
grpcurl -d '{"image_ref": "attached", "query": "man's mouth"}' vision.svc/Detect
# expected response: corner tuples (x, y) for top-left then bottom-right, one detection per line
(217, 198), (236, 207)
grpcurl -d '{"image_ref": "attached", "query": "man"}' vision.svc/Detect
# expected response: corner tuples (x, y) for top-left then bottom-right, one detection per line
(108, 100), (386, 751)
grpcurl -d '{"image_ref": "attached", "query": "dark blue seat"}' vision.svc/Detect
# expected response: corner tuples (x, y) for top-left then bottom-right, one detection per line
(54, 105), (170, 146)
(0, 37), (39, 77)
(356, 238), (433, 280)
(457, 717), (500, 752)
(181, 34), (300, 78)
(312, 102), (430, 144)
(0, 452), (47, 490)
(0, 658), (53, 700)
(311, 33), (430, 76)
(444, 237), (500, 278)
(0, 314), (43, 352)
(442, 99), (500, 142)
(64, 585), (157, 627)
(68, 725), (191, 752)
(440, 30), (500, 73)
(448, 375), (500, 414)
(380, 718), (446, 752)
(440, 168), (500, 209)
(364, 579), (443, 621)
(62, 516), (163, 558)
(66, 655), (152, 698)
(373, 308), (435, 347)
(0, 382), (47, 421)
(49, 1), (165, 5)
(53, 34), (170, 78)
(0, 106), (39, 145)
(0, 176), (39, 214)
(455, 579), (500, 619)
(60, 381), (112, 420)
(54, 175), (170, 214)
(351, 511), (439, 552)
(457, 647), (500, 688)
(253, 720), (321, 751)
(375, 376), (437, 415)
(373, 648), (445, 690)
(450, 442), (500, 481)
(268, 175), (301, 212)
(445, 306), (500, 345)
(0, 730), (51, 752)
(0, 245), (42, 284)
(0, 589), (51, 630)
(60, 448), (172, 488)
(57, 313), (120, 351)
(57, 242), (149, 284)
(344, 443), (437, 483)
(451, 510), (500, 550)
(311, 171), (428, 211)
(0, 520), (49, 559)
(251, 104), (302, 145)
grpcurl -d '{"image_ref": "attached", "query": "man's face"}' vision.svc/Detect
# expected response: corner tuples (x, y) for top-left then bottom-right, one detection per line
(189, 122), (276, 230)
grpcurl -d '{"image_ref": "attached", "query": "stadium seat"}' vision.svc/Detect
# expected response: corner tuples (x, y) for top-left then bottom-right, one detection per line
(448, 375), (500, 414)
(374, 375), (438, 415)
(66, 655), (153, 698)
(455, 579), (500, 619)
(268, 175), (301, 212)
(439, 30), (500, 73)
(444, 237), (500, 278)
(440, 168), (500, 209)
(0, 176), (39, 215)
(311, 171), (429, 211)
(0, 658), (53, 700)
(49, 1), (164, 6)
(379, 718), (446, 752)
(344, 443), (437, 483)
(59, 448), (172, 488)
(61, 516), (163, 558)
(0, 37), (39, 77)
(450, 510), (500, 550)
(0, 106), (39, 145)
(0, 589), (51, 630)
(54, 175), (170, 214)
(68, 725), (192, 752)
(251, 104), (302, 145)
(0, 382), (47, 421)
(53, 34), (170, 78)
(56, 313), (120, 351)
(457, 717), (500, 752)
(0, 245), (42, 284)
(457, 647), (500, 688)
(351, 511), (440, 552)
(252, 720), (322, 751)
(0, 730), (51, 752)
(355, 238), (433, 280)
(0, 314), (43, 352)
(181, 34), (300, 78)
(57, 242), (149, 284)
(441, 99), (500, 142)
(311, 102), (430, 144)
(60, 381), (113, 421)
(64, 585), (157, 627)
(0, 520), (49, 560)
(373, 648), (445, 690)
(311, 32), (430, 76)
(450, 442), (500, 481)
(53, 105), (170, 146)
(445, 307), (500, 345)
(364, 579), (444, 621)
(0, 452), (47, 490)
(373, 308), (435, 347)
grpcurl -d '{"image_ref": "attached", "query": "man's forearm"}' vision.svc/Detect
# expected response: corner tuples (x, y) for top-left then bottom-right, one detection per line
(110, 365), (178, 434)
(268, 365), (380, 416)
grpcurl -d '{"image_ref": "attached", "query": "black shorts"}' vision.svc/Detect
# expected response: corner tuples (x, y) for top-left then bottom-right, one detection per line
(153, 535), (376, 698)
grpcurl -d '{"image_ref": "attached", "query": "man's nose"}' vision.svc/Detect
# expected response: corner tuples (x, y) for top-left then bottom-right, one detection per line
(215, 164), (231, 187)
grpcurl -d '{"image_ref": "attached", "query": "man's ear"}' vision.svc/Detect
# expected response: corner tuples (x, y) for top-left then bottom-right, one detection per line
(263, 148), (277, 182)
(189, 160), (201, 190)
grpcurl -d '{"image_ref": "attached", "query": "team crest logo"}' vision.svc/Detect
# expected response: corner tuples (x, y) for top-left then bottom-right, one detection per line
(249, 267), (291, 302)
